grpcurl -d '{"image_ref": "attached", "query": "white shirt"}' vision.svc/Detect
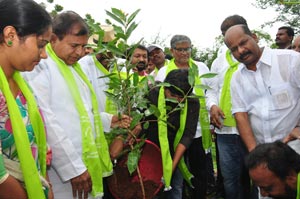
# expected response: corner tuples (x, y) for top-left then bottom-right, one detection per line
(155, 61), (210, 138)
(231, 47), (300, 146)
(205, 49), (241, 135)
(23, 54), (110, 199)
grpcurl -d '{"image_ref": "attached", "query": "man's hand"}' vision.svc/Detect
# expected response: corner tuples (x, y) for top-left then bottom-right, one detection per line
(111, 114), (132, 129)
(283, 127), (300, 144)
(70, 170), (92, 199)
(210, 105), (225, 129)
(126, 123), (142, 145)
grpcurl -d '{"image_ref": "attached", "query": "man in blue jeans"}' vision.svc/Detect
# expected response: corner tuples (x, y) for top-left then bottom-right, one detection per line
(206, 15), (253, 199)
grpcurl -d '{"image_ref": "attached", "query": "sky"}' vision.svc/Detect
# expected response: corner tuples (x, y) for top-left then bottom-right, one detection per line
(35, 0), (282, 49)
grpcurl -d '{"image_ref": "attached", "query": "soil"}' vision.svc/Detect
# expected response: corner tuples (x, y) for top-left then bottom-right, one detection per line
(107, 163), (161, 199)
(107, 140), (163, 199)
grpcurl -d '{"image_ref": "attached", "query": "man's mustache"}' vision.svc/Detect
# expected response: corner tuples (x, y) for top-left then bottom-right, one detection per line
(240, 51), (251, 60)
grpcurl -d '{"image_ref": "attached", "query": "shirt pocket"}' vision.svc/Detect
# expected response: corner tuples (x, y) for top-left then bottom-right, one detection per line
(269, 83), (292, 110)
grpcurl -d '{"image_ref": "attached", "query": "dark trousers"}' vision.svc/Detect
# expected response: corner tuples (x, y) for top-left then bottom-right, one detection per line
(183, 137), (207, 199)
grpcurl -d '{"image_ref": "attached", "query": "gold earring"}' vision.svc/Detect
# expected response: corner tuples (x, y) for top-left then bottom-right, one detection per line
(7, 40), (12, 46)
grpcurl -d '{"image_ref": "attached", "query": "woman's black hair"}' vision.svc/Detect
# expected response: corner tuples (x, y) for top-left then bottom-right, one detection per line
(0, 0), (52, 43)
(164, 69), (192, 97)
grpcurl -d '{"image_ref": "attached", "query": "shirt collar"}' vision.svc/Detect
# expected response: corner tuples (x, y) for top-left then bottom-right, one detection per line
(257, 47), (272, 67)
(240, 46), (272, 72)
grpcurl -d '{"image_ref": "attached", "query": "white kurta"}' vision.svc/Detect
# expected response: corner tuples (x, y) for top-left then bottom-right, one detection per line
(23, 54), (111, 199)
(155, 61), (210, 138)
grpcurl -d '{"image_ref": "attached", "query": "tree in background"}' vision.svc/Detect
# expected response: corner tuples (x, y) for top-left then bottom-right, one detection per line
(38, 0), (275, 68)
(254, 0), (300, 34)
(38, 0), (63, 17)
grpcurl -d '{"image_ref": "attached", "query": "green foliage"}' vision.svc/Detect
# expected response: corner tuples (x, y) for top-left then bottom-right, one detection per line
(85, 8), (215, 182)
(127, 140), (145, 175)
(254, 0), (300, 34)
(38, 0), (63, 17)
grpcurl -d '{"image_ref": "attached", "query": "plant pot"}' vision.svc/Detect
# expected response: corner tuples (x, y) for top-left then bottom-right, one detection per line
(107, 140), (163, 199)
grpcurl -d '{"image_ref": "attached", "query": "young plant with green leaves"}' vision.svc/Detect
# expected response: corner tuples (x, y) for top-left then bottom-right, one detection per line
(86, 8), (216, 199)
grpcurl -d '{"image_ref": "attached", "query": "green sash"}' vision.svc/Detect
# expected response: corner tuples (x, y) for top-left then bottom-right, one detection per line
(166, 59), (212, 152)
(0, 68), (46, 199)
(165, 62), (194, 186)
(157, 85), (192, 187)
(157, 86), (173, 190)
(46, 44), (113, 197)
(219, 50), (239, 127)
(172, 98), (193, 187)
(92, 55), (117, 114)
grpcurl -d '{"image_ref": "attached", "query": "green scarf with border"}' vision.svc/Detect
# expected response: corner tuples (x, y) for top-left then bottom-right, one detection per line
(219, 50), (239, 127)
(166, 59), (212, 152)
(92, 55), (117, 115)
(158, 85), (193, 188)
(46, 44), (113, 197)
(0, 67), (46, 199)
(157, 86), (173, 190)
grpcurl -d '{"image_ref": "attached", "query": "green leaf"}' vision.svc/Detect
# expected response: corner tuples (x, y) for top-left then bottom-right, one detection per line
(157, 82), (171, 87)
(147, 75), (155, 86)
(130, 111), (143, 129)
(135, 140), (145, 149)
(105, 9), (124, 26)
(143, 121), (149, 129)
(200, 72), (218, 78)
(125, 22), (139, 40)
(165, 98), (179, 104)
(127, 149), (140, 175)
(111, 8), (126, 21)
(133, 72), (139, 86)
(188, 73), (195, 87)
(194, 84), (212, 90)
(127, 9), (141, 25)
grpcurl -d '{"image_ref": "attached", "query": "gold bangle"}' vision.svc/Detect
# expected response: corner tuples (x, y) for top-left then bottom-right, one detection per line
(115, 136), (124, 141)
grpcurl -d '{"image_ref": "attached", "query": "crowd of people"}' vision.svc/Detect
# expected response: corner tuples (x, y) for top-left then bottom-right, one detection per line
(1, 0), (300, 199)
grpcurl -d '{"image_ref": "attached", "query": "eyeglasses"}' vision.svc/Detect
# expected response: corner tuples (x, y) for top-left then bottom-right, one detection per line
(173, 47), (192, 53)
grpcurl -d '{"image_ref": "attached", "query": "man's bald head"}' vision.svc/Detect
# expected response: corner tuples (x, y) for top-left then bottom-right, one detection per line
(224, 24), (261, 70)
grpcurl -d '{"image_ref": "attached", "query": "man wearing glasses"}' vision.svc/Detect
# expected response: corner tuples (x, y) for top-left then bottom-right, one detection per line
(156, 35), (210, 199)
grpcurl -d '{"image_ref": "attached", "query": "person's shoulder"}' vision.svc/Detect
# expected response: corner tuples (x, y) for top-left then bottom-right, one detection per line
(79, 54), (93, 63)
(267, 47), (296, 55)
(22, 59), (50, 81)
(155, 66), (167, 81)
(193, 60), (209, 73)
(158, 65), (167, 72)
(267, 47), (300, 63)
(78, 54), (94, 67)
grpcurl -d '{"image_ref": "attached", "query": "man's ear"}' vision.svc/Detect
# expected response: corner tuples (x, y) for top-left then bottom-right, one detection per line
(285, 171), (297, 190)
(50, 33), (59, 44)
(252, 33), (259, 43)
(170, 48), (175, 57)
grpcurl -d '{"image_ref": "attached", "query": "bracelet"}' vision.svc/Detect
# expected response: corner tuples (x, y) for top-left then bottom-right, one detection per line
(115, 136), (124, 141)
(115, 136), (128, 144)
